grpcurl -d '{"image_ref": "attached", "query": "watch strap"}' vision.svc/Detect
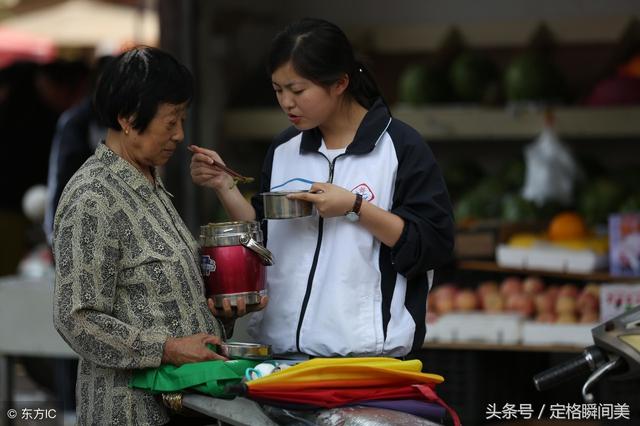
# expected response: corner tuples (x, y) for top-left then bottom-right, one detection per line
(351, 193), (363, 215)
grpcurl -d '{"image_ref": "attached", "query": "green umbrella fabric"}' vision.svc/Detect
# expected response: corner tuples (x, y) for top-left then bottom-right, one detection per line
(130, 359), (259, 398)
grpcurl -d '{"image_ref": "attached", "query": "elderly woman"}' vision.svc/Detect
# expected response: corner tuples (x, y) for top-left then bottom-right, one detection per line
(53, 47), (225, 425)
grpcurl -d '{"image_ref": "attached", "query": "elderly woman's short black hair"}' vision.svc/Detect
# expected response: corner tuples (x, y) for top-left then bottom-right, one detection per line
(94, 46), (193, 133)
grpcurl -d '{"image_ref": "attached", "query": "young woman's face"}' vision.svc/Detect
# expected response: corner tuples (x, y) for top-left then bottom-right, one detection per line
(271, 61), (346, 130)
(123, 102), (188, 168)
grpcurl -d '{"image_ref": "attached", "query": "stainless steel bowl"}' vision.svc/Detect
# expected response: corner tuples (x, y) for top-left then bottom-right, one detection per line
(261, 191), (313, 219)
(218, 342), (272, 360)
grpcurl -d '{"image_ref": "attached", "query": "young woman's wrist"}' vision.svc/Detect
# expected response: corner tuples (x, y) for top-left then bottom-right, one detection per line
(213, 176), (238, 194)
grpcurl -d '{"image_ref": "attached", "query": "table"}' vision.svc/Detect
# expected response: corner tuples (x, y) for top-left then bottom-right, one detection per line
(0, 275), (445, 426)
(182, 394), (278, 426)
(182, 394), (443, 426)
(0, 274), (76, 426)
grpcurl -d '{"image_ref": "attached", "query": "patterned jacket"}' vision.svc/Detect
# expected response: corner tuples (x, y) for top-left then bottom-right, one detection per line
(53, 142), (221, 425)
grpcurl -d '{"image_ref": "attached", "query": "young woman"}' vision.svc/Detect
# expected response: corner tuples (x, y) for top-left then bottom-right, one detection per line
(191, 18), (454, 358)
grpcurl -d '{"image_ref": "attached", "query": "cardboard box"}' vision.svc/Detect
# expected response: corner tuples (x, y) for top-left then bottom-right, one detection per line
(455, 220), (542, 260)
(609, 213), (640, 277)
(600, 283), (640, 321)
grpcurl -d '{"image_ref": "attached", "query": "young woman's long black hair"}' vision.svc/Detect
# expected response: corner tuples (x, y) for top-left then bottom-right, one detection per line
(268, 18), (387, 110)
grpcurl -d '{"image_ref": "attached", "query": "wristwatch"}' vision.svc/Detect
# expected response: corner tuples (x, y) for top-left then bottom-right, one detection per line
(345, 193), (363, 222)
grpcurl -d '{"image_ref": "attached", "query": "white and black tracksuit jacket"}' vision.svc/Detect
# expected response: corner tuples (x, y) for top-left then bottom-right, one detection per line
(248, 99), (454, 357)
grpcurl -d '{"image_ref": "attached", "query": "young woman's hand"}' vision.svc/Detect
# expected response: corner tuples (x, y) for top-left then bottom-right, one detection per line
(188, 145), (234, 192)
(287, 182), (356, 218)
(161, 333), (227, 366)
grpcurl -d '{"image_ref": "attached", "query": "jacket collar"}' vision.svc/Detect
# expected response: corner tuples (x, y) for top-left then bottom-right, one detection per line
(299, 98), (391, 155)
(95, 142), (171, 201)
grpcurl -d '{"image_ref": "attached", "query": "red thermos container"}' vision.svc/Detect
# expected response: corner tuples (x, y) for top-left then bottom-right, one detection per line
(199, 221), (273, 308)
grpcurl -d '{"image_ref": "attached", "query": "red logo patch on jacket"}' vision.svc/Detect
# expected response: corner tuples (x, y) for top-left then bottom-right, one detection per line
(351, 183), (375, 202)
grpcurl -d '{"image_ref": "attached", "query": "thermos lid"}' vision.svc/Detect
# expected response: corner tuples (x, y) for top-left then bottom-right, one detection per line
(200, 220), (262, 247)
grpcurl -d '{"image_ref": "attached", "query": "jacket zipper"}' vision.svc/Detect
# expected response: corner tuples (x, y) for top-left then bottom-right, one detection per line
(295, 152), (347, 352)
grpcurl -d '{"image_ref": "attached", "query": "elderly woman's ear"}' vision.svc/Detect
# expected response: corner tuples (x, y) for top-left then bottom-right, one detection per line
(117, 116), (133, 134)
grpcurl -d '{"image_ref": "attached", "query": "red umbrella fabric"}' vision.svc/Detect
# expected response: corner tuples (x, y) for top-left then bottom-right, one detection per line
(246, 384), (461, 426)
(0, 27), (56, 68)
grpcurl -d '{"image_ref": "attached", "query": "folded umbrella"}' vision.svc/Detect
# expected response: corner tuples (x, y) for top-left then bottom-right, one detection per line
(245, 357), (443, 390)
(235, 357), (460, 426)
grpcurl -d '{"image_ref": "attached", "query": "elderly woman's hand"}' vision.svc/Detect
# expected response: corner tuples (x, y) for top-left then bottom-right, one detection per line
(208, 296), (268, 320)
(188, 145), (234, 192)
(161, 333), (227, 366)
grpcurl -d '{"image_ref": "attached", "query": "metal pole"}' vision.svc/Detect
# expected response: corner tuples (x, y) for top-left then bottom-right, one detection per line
(0, 355), (15, 426)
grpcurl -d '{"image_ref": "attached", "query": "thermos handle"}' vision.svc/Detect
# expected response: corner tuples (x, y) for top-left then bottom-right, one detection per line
(239, 234), (274, 265)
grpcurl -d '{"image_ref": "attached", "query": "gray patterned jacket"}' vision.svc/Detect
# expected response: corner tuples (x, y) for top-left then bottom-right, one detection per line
(53, 142), (222, 425)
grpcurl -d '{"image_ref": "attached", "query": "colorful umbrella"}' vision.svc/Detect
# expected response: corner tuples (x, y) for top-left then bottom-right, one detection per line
(236, 357), (460, 426)
(243, 357), (443, 389)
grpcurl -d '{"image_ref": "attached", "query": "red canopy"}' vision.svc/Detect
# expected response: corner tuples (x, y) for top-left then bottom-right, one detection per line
(0, 27), (56, 68)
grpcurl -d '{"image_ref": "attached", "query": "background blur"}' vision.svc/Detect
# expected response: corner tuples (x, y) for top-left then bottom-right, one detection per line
(1, 1), (640, 425)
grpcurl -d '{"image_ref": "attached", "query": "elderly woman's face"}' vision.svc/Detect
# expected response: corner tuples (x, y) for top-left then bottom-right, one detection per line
(128, 102), (188, 167)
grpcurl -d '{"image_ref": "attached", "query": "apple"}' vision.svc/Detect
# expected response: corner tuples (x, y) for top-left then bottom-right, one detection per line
(477, 281), (499, 299)
(506, 293), (535, 317)
(559, 283), (579, 298)
(426, 311), (439, 324)
(432, 283), (458, 301)
(482, 292), (504, 313)
(455, 289), (479, 311)
(580, 310), (600, 323)
(577, 291), (599, 313)
(523, 276), (545, 295)
(535, 312), (557, 323)
(535, 292), (556, 314)
(583, 283), (600, 298)
(546, 285), (560, 300)
(477, 281), (499, 309)
(435, 296), (455, 315)
(556, 296), (577, 315)
(427, 291), (437, 312)
(500, 276), (523, 297)
(556, 312), (578, 323)
(432, 284), (457, 314)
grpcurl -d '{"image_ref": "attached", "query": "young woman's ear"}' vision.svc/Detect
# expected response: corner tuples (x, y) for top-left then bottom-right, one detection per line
(332, 73), (350, 96)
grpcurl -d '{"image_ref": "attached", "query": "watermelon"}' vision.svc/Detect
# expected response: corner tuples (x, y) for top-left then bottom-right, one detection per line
(449, 51), (499, 103)
(504, 52), (565, 102)
(397, 64), (450, 104)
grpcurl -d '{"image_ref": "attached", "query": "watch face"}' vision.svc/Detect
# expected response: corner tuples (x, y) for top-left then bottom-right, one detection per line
(345, 211), (359, 222)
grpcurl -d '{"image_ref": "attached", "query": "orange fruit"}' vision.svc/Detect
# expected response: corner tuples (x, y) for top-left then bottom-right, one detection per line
(548, 211), (588, 241)
(619, 54), (640, 78)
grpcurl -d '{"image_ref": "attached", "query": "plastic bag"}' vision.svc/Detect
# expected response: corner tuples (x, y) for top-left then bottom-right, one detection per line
(521, 125), (580, 206)
(129, 359), (259, 398)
